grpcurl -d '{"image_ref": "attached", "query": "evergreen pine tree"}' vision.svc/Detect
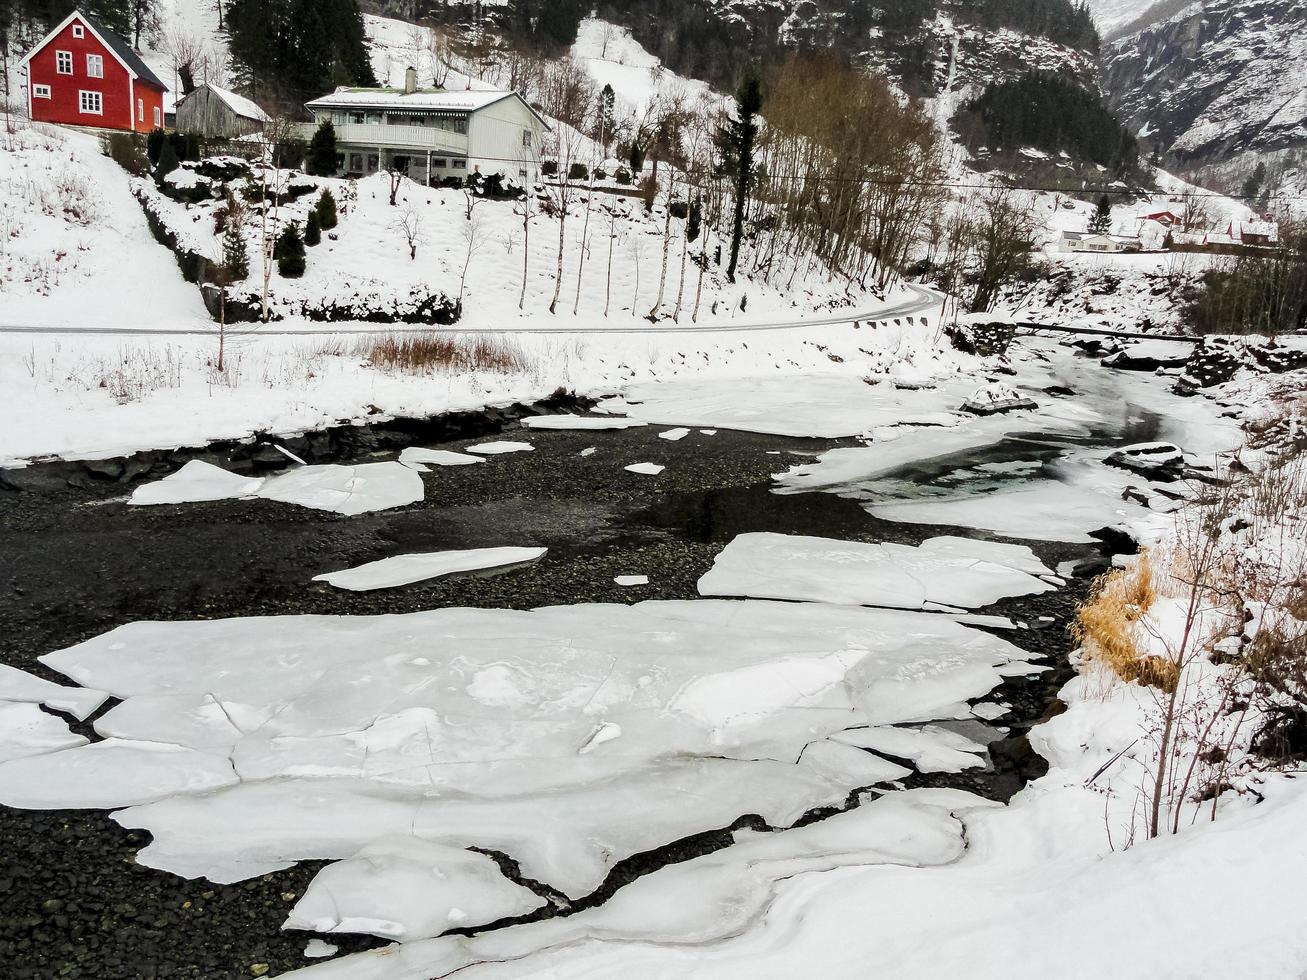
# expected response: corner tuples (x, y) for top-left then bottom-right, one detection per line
(220, 222), (249, 281)
(305, 209), (322, 246)
(307, 121), (338, 177)
(276, 222), (306, 278)
(721, 71), (762, 283)
(316, 189), (338, 230)
(1089, 194), (1112, 234)
(155, 136), (179, 181)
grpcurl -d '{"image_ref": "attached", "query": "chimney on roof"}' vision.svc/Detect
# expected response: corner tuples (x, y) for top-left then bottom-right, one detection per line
(404, 66), (417, 95)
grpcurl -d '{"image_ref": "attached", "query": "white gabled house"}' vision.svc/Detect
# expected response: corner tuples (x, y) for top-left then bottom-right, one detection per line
(303, 68), (550, 186)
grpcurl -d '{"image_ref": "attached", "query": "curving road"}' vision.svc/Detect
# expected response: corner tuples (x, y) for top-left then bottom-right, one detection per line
(0, 285), (942, 339)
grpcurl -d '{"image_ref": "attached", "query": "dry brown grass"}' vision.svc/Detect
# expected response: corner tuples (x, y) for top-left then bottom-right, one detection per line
(1073, 551), (1179, 692)
(356, 332), (529, 376)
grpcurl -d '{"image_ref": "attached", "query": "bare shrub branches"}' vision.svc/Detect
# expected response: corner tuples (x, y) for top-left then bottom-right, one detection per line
(356, 333), (528, 375)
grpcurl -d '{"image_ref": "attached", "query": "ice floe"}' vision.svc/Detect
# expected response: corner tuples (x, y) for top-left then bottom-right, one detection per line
(0, 663), (109, 720)
(520, 415), (645, 430)
(303, 940), (337, 959)
(130, 461), (424, 515)
(397, 448), (486, 467)
(313, 547), (547, 591)
(465, 441), (534, 455)
(0, 702), (87, 763)
(0, 738), (238, 808)
(598, 375), (977, 439)
(624, 462), (664, 475)
(257, 462), (424, 516)
(272, 790), (985, 980)
(16, 601), (1027, 897)
(614, 575), (649, 587)
(129, 460), (264, 505)
(658, 428), (690, 441)
(284, 836), (545, 940)
(697, 533), (1054, 610)
(829, 725), (986, 773)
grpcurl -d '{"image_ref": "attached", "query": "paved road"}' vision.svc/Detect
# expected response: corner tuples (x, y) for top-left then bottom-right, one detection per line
(0, 285), (942, 339)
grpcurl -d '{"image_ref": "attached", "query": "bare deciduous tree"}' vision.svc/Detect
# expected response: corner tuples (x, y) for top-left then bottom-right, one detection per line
(393, 205), (423, 260)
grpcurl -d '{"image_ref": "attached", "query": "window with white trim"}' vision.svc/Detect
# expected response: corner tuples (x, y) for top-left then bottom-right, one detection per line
(86, 54), (103, 78)
(452, 159), (466, 170)
(521, 129), (531, 147)
(138, 98), (144, 121)
(153, 106), (161, 127)
(72, 24), (84, 38)
(56, 50), (72, 74)
(79, 90), (102, 115)
(33, 84), (52, 99)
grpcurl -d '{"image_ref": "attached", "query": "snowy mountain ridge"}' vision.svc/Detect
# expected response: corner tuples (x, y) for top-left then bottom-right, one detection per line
(1101, 0), (1307, 166)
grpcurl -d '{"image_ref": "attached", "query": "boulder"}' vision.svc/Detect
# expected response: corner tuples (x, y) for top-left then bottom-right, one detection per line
(960, 381), (1037, 415)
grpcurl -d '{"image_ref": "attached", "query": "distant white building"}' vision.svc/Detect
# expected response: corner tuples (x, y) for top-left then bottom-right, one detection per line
(1060, 230), (1142, 253)
(303, 68), (550, 186)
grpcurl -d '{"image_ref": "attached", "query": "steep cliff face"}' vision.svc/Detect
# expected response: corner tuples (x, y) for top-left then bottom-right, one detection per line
(1101, 0), (1307, 164)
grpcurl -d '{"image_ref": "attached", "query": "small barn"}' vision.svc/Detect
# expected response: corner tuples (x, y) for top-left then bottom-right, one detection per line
(175, 82), (270, 138)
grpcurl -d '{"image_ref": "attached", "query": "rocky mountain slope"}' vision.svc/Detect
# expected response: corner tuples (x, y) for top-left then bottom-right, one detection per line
(1101, 0), (1307, 166)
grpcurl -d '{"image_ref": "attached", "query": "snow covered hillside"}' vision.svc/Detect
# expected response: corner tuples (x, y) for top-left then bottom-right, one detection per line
(0, 124), (207, 329)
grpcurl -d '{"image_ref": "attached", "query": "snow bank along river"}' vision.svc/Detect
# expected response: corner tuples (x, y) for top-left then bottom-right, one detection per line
(0, 341), (1240, 978)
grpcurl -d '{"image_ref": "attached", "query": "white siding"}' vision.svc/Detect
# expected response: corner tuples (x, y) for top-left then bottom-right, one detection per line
(467, 96), (546, 183)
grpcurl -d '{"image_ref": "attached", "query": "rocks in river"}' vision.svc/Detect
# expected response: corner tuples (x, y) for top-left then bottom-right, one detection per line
(1104, 442), (1186, 481)
(945, 321), (1016, 357)
(1101, 340), (1194, 372)
(1175, 337), (1307, 394)
(960, 381), (1037, 416)
(1104, 441), (1221, 485)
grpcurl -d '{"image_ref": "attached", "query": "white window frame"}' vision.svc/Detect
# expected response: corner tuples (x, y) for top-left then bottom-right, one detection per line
(452, 159), (466, 170)
(33, 83), (52, 99)
(78, 90), (103, 116)
(56, 50), (73, 74)
(86, 54), (103, 78)
(72, 24), (84, 38)
(153, 106), (161, 127)
(137, 98), (144, 121)
(521, 129), (531, 147)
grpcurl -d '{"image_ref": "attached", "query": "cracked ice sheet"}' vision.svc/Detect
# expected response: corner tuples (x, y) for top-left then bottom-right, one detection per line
(130, 461), (424, 515)
(275, 790), (996, 980)
(829, 725), (986, 773)
(0, 663), (109, 720)
(24, 600), (1025, 895)
(0, 738), (238, 808)
(397, 448), (485, 466)
(867, 465), (1137, 544)
(598, 375), (979, 439)
(284, 836), (544, 940)
(128, 460), (264, 505)
(520, 415), (646, 430)
(256, 461), (423, 516)
(697, 533), (1054, 609)
(0, 702), (87, 763)
(313, 547), (547, 591)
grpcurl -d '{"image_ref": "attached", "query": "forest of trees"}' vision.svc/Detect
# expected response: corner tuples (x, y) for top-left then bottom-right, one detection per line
(225, 0), (375, 107)
(959, 72), (1139, 173)
(1, 0), (160, 50)
(953, 0), (1098, 50)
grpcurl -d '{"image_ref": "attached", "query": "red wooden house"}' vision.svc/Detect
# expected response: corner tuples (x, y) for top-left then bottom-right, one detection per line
(18, 10), (167, 133)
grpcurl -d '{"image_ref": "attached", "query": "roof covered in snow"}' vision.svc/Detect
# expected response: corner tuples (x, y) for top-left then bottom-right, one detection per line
(182, 82), (271, 123)
(306, 87), (520, 114)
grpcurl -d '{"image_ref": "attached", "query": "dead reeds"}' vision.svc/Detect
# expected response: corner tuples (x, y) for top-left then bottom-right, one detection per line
(356, 332), (529, 376)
